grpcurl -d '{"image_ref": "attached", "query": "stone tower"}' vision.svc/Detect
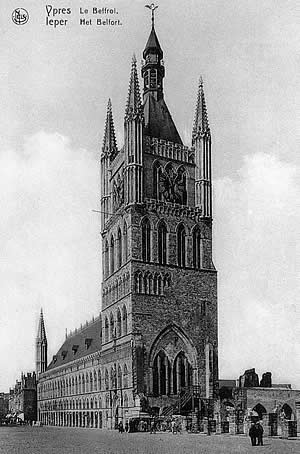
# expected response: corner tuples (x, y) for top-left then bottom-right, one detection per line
(100, 17), (218, 419)
(36, 309), (48, 376)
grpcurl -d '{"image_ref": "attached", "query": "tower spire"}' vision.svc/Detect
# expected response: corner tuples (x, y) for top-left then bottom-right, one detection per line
(36, 308), (48, 376)
(125, 55), (143, 119)
(102, 98), (117, 157)
(192, 76), (210, 143)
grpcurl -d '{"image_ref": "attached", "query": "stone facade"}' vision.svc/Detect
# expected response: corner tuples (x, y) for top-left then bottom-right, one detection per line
(9, 372), (37, 423)
(37, 19), (219, 429)
(219, 370), (300, 436)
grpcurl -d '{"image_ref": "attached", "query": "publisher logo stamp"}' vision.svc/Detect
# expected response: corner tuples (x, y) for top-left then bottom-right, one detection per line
(12, 8), (29, 25)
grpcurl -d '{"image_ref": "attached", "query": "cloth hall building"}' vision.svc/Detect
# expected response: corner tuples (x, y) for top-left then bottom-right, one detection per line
(37, 19), (219, 430)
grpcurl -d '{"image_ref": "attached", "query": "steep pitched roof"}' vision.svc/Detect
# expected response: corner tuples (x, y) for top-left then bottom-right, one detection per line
(143, 94), (183, 145)
(143, 26), (163, 59)
(46, 317), (102, 371)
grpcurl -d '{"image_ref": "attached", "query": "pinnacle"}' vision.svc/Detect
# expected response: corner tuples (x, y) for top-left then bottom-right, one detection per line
(125, 55), (143, 116)
(192, 76), (210, 142)
(102, 98), (117, 155)
(37, 308), (47, 341)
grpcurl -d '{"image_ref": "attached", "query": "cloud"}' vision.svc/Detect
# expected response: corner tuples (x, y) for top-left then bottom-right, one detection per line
(214, 152), (300, 387)
(0, 132), (100, 389)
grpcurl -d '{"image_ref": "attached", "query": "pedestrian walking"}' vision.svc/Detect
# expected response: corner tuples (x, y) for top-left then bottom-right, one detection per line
(125, 421), (129, 433)
(171, 419), (176, 434)
(118, 421), (124, 433)
(249, 422), (257, 446)
(150, 420), (156, 434)
(256, 422), (264, 446)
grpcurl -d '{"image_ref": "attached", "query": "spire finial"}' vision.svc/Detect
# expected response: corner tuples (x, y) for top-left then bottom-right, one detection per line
(145, 3), (158, 28)
(192, 76), (210, 142)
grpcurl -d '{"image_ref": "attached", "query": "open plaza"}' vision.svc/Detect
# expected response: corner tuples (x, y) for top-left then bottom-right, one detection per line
(0, 427), (299, 454)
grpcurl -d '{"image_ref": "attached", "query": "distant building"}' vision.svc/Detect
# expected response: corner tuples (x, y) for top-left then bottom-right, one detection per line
(9, 372), (37, 423)
(0, 393), (9, 420)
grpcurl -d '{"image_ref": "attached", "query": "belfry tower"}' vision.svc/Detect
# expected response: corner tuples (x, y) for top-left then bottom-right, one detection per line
(36, 309), (48, 376)
(100, 9), (218, 421)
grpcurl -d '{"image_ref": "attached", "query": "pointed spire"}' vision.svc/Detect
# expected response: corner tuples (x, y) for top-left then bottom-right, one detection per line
(102, 98), (117, 156)
(37, 308), (46, 341)
(192, 77), (210, 142)
(125, 55), (143, 119)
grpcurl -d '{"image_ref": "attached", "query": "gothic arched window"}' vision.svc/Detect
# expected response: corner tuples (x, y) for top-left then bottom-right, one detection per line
(110, 313), (115, 340)
(177, 166), (187, 205)
(173, 352), (193, 394)
(104, 316), (109, 342)
(192, 226), (201, 269)
(118, 365), (122, 389)
(141, 218), (151, 262)
(123, 364), (128, 388)
(158, 221), (167, 265)
(104, 239), (109, 278)
(153, 161), (162, 200)
(122, 305), (128, 335)
(177, 224), (186, 267)
(117, 228), (122, 268)
(116, 308), (122, 337)
(123, 222), (128, 262)
(153, 351), (171, 396)
(110, 235), (115, 274)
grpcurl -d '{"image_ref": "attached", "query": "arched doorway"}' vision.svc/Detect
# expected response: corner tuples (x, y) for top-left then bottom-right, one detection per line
(252, 403), (267, 420)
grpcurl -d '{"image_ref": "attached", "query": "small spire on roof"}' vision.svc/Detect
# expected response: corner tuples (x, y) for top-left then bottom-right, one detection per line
(125, 55), (143, 119)
(102, 98), (117, 157)
(192, 76), (210, 143)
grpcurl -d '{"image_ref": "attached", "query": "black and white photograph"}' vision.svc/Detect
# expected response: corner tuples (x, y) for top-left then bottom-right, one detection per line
(0, 0), (299, 452)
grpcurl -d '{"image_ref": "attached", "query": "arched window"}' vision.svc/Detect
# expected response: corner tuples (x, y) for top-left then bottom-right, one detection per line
(141, 218), (151, 262)
(192, 227), (201, 269)
(117, 228), (122, 268)
(104, 316), (109, 342)
(123, 222), (128, 262)
(98, 370), (102, 391)
(104, 239), (109, 278)
(177, 166), (187, 205)
(172, 352), (193, 395)
(90, 372), (93, 392)
(118, 365), (122, 388)
(122, 306), (128, 335)
(116, 308), (122, 337)
(105, 369), (109, 390)
(153, 351), (171, 396)
(158, 221), (167, 264)
(110, 235), (115, 274)
(123, 393), (128, 408)
(123, 364), (128, 388)
(153, 161), (162, 200)
(110, 313), (115, 340)
(177, 224), (186, 267)
(110, 366), (117, 389)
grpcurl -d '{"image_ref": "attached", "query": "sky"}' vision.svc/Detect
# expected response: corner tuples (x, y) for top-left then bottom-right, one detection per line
(0, 0), (299, 391)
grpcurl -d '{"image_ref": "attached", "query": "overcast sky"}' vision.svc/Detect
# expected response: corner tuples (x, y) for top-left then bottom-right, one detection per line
(1, 0), (299, 391)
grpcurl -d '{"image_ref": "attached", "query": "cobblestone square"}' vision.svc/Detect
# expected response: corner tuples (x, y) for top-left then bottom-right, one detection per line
(0, 427), (299, 454)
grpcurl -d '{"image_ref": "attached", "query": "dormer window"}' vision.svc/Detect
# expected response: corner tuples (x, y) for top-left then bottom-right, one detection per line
(72, 345), (79, 355)
(85, 338), (92, 349)
(61, 350), (67, 360)
(53, 355), (57, 363)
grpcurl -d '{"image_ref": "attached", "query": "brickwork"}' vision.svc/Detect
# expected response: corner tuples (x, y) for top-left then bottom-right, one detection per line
(37, 20), (218, 429)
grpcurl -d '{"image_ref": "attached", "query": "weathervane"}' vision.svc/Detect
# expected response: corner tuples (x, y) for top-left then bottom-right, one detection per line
(145, 3), (158, 27)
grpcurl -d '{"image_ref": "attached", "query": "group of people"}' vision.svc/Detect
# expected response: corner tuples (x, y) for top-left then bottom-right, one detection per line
(249, 422), (264, 446)
(117, 421), (129, 433)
